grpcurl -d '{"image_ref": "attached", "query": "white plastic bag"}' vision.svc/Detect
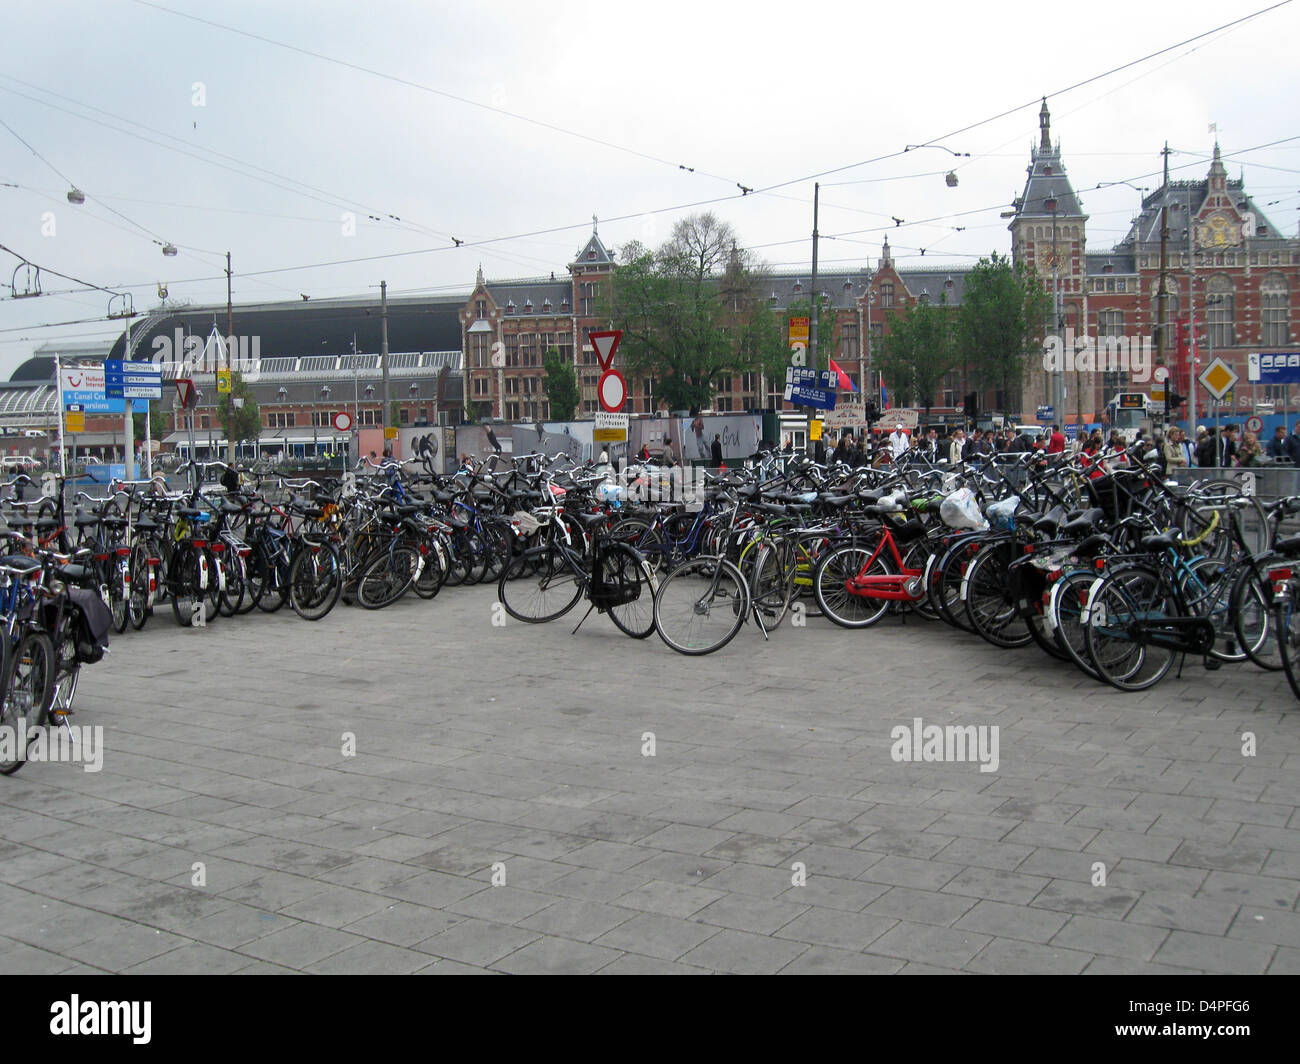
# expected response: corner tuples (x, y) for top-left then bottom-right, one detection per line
(940, 487), (988, 531)
(986, 495), (1020, 532)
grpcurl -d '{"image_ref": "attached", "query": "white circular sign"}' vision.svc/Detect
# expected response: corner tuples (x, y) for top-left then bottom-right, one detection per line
(333, 411), (353, 432)
(1153, 366), (1170, 383)
(598, 370), (626, 413)
(1246, 415), (1263, 434)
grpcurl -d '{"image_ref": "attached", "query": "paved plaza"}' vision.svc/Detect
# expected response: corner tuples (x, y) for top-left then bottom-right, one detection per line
(0, 583), (1297, 975)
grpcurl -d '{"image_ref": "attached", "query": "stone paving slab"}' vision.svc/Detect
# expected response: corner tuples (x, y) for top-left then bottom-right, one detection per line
(0, 580), (1296, 974)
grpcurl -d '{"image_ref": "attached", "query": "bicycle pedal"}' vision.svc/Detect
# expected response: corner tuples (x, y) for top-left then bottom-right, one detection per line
(1203, 656), (1222, 671)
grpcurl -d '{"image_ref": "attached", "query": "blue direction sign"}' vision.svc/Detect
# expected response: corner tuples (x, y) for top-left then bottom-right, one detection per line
(786, 367), (837, 389)
(1036, 405), (1055, 422)
(788, 385), (837, 410)
(1248, 352), (1300, 385)
(104, 360), (163, 400)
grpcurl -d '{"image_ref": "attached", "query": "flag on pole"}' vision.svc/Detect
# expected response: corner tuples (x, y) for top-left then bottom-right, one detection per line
(827, 358), (858, 392)
(879, 373), (890, 410)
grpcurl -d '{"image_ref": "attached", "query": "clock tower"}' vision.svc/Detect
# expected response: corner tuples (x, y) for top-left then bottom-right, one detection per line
(1009, 98), (1089, 414)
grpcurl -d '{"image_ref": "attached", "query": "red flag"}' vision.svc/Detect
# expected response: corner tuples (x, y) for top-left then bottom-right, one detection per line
(827, 358), (858, 392)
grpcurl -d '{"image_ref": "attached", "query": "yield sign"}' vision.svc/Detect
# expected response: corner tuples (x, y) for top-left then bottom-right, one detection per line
(175, 377), (197, 409)
(589, 330), (621, 370)
(1199, 357), (1238, 400)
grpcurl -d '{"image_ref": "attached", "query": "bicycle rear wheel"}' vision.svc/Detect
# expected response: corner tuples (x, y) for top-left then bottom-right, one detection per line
(814, 544), (892, 629)
(654, 557), (748, 655)
(601, 543), (656, 639)
(357, 545), (419, 609)
(1276, 583), (1300, 700)
(964, 544), (1033, 649)
(288, 541), (342, 621)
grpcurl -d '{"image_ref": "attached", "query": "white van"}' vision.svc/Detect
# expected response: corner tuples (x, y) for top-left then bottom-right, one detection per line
(23, 430), (47, 439)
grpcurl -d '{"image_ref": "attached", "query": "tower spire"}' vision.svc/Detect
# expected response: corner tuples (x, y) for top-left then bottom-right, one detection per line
(1039, 97), (1051, 152)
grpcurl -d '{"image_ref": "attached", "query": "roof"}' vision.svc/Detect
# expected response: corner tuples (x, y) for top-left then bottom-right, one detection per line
(570, 224), (615, 269)
(105, 292), (467, 363)
(1117, 177), (1286, 248)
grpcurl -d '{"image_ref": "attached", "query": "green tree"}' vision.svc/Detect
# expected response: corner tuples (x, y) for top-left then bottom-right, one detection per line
(604, 214), (767, 413)
(957, 252), (1050, 414)
(215, 371), (261, 445)
(876, 296), (956, 414)
(542, 347), (579, 421)
(131, 404), (169, 443)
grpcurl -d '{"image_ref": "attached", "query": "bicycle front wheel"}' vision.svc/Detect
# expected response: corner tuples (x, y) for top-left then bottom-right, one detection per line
(498, 545), (583, 623)
(654, 557), (748, 655)
(1084, 566), (1176, 692)
(0, 631), (53, 775)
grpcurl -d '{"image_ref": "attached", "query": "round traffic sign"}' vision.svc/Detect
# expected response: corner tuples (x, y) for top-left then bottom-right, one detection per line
(1153, 366), (1170, 383)
(598, 370), (626, 413)
(333, 411), (354, 432)
(1246, 415), (1263, 435)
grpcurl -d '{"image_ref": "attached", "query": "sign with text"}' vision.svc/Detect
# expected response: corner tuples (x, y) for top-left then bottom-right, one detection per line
(61, 365), (126, 413)
(1248, 352), (1300, 384)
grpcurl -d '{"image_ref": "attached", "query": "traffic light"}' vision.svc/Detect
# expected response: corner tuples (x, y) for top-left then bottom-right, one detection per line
(865, 399), (879, 424)
(1167, 390), (1187, 411)
(963, 392), (978, 418)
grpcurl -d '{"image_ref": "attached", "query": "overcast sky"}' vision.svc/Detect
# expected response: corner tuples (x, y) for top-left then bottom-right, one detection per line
(2, 0), (1298, 375)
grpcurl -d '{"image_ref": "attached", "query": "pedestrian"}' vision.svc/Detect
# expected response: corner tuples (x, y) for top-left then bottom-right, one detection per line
(948, 428), (966, 464)
(711, 433), (723, 467)
(1220, 424), (1239, 467)
(1286, 421), (1300, 465)
(1196, 428), (1217, 468)
(1237, 432), (1265, 467)
(888, 422), (910, 459)
(1046, 423), (1066, 454)
(1266, 426), (1289, 461)
(1164, 427), (1189, 469)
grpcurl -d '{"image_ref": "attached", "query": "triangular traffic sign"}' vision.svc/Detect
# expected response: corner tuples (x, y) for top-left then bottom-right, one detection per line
(589, 330), (621, 370)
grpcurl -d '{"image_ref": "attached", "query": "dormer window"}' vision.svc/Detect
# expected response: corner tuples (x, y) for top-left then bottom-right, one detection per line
(543, 299), (552, 312)
(793, 280), (802, 292)
(561, 298), (570, 312)
(505, 300), (515, 315)
(944, 276), (954, 290)
(524, 299), (533, 312)
(588, 250), (596, 260)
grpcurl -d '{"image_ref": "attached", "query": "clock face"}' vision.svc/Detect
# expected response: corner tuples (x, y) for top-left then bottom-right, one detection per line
(1035, 242), (1058, 273)
(1198, 212), (1240, 249)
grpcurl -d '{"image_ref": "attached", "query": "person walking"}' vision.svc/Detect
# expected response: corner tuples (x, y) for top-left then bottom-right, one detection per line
(710, 433), (723, 468)
(1286, 421), (1300, 465)
(1046, 423), (1066, 455)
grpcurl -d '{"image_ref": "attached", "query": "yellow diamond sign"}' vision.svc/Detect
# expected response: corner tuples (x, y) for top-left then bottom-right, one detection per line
(1199, 357), (1238, 401)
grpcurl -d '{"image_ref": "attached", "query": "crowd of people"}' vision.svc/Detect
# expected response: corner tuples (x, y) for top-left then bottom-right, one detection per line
(817, 418), (1299, 474)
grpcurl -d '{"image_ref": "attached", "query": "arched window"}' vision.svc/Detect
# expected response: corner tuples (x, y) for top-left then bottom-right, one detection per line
(1262, 273), (1289, 346)
(879, 283), (894, 308)
(1207, 275), (1234, 348)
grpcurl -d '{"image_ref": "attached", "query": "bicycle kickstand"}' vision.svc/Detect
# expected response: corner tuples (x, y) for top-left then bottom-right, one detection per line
(570, 601), (597, 635)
